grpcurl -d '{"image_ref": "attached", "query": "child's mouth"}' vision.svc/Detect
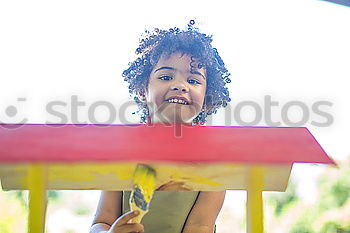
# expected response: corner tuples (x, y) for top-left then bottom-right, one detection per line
(165, 98), (189, 105)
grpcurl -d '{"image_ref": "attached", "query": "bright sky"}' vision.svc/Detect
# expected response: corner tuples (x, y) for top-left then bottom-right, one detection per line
(0, 0), (349, 226)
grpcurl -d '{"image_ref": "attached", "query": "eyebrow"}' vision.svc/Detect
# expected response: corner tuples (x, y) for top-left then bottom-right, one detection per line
(154, 66), (175, 73)
(191, 70), (206, 80)
(154, 66), (206, 80)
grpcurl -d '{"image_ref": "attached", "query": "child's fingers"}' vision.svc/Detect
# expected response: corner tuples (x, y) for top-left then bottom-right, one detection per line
(117, 223), (144, 233)
(113, 210), (140, 227)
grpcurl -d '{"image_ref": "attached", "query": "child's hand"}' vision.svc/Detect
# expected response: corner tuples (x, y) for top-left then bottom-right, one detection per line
(108, 210), (144, 233)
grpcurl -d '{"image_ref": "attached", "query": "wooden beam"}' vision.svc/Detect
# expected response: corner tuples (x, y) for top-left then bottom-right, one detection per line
(247, 166), (264, 233)
(28, 164), (47, 233)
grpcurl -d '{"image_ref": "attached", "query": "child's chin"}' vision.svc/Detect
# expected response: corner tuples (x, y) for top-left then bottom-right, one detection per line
(150, 113), (192, 124)
(155, 106), (197, 124)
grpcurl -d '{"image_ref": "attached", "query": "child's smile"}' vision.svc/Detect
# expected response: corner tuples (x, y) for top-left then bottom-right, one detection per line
(146, 52), (207, 124)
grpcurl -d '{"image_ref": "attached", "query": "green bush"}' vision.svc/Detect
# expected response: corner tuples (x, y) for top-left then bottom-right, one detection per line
(266, 181), (298, 216)
(320, 221), (350, 233)
(330, 177), (350, 208)
(289, 220), (315, 233)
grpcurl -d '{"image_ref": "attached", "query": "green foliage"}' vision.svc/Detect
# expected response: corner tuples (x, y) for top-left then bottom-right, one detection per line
(330, 177), (350, 207)
(266, 181), (298, 216)
(47, 190), (61, 202)
(318, 161), (350, 212)
(320, 221), (350, 233)
(13, 190), (27, 207)
(288, 159), (350, 233)
(265, 158), (350, 233)
(289, 209), (318, 233)
(73, 205), (91, 216)
(329, 161), (350, 207)
(6, 190), (61, 207)
(289, 222), (315, 233)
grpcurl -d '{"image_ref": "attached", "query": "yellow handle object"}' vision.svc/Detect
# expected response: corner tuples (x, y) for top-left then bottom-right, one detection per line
(129, 201), (149, 223)
(129, 164), (156, 223)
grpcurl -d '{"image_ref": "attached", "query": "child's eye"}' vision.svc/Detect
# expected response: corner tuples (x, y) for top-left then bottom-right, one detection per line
(188, 79), (201, 85)
(158, 75), (173, 81)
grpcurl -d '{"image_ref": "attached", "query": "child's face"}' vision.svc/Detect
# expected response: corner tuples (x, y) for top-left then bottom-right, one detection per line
(146, 52), (207, 124)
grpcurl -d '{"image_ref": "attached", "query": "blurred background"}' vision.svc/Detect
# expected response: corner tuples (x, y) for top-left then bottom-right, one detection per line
(1, 0), (349, 232)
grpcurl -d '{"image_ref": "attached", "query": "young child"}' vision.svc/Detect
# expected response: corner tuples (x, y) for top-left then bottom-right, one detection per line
(90, 21), (231, 233)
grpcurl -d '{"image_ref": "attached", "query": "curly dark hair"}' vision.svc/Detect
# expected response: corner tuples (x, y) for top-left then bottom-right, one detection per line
(122, 21), (231, 125)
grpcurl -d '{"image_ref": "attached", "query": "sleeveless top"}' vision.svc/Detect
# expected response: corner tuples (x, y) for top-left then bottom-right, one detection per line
(122, 191), (200, 233)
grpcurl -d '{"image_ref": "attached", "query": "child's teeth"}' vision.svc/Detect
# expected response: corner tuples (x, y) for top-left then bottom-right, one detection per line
(167, 99), (188, 105)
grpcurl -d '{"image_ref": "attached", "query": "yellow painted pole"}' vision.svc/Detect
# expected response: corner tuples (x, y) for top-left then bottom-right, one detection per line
(246, 165), (264, 233)
(28, 164), (47, 233)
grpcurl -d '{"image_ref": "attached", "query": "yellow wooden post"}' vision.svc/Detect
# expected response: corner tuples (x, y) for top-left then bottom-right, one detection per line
(28, 164), (47, 233)
(247, 165), (264, 233)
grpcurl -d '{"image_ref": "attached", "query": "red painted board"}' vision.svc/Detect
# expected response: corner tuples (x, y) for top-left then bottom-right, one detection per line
(0, 124), (335, 164)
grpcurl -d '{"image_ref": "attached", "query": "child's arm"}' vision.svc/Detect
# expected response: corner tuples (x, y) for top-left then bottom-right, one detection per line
(90, 191), (144, 233)
(91, 191), (122, 232)
(182, 191), (226, 233)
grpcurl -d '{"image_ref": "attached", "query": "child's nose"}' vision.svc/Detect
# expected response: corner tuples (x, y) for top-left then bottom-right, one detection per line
(170, 82), (189, 93)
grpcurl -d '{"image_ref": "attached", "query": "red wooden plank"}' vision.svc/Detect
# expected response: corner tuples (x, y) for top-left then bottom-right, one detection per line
(0, 124), (335, 164)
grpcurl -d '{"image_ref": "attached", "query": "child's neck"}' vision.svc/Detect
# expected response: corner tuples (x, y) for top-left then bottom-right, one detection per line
(147, 116), (194, 127)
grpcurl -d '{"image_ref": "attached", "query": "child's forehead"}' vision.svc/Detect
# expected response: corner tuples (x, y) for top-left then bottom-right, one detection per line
(153, 52), (205, 71)
(158, 52), (190, 63)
